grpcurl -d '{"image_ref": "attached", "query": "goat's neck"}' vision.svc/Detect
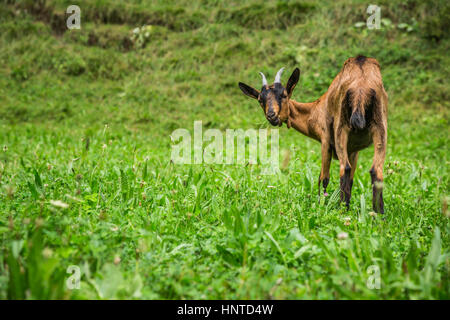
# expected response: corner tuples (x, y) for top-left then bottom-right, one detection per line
(286, 99), (322, 141)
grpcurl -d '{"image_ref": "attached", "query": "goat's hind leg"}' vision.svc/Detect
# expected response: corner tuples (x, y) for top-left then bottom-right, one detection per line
(334, 124), (352, 209)
(370, 124), (387, 214)
(348, 151), (359, 199)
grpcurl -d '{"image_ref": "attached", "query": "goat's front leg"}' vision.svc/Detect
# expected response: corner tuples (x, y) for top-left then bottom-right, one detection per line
(334, 124), (352, 208)
(318, 143), (332, 198)
(370, 124), (387, 213)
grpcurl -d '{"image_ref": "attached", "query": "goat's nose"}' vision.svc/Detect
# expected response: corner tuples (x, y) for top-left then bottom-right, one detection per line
(266, 111), (279, 126)
(267, 110), (276, 119)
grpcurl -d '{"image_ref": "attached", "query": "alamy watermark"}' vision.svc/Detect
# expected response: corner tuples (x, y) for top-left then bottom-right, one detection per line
(171, 121), (280, 175)
(367, 5), (381, 30)
(66, 265), (81, 290)
(66, 5), (81, 30)
(65, 4), (381, 32)
(366, 265), (381, 289)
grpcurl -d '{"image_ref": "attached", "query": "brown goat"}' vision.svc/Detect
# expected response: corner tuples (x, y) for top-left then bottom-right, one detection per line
(239, 56), (388, 213)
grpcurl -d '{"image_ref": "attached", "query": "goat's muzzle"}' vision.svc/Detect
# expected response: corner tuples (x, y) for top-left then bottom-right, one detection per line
(267, 111), (280, 126)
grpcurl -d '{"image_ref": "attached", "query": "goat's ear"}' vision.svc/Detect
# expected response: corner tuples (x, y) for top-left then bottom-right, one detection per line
(238, 82), (259, 100)
(286, 68), (300, 97)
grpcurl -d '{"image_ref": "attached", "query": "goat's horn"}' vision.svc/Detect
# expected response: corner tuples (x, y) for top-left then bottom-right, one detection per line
(259, 72), (268, 87)
(274, 67), (285, 83)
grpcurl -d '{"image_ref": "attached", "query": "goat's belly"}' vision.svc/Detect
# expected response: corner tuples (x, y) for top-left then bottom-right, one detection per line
(348, 129), (372, 153)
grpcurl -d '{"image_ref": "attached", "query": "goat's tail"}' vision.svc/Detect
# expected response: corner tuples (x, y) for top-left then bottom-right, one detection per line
(344, 88), (377, 130)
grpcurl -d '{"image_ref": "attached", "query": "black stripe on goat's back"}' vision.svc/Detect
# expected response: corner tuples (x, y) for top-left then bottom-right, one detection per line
(355, 55), (367, 66)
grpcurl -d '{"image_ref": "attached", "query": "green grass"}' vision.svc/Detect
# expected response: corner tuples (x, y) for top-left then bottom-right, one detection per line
(0, 0), (449, 299)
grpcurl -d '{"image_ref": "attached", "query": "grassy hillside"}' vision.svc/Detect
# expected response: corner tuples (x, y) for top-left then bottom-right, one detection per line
(0, 0), (448, 299)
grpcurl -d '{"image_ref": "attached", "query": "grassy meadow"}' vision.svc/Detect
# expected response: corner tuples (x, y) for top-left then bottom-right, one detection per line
(0, 0), (449, 299)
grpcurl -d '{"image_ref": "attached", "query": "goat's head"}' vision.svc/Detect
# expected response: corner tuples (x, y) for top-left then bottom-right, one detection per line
(239, 67), (300, 126)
